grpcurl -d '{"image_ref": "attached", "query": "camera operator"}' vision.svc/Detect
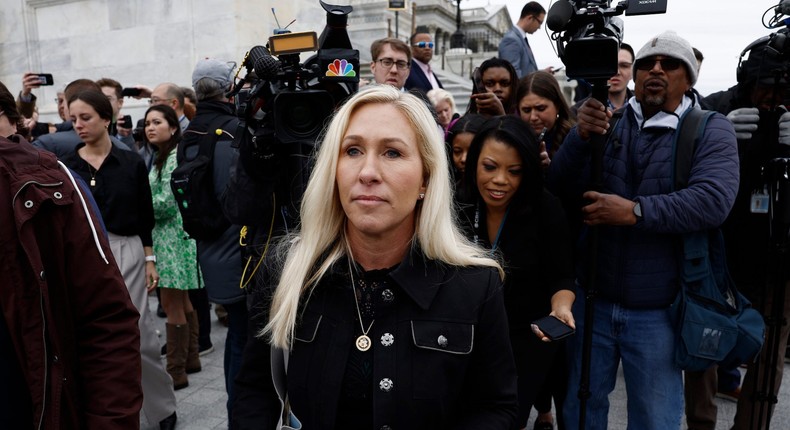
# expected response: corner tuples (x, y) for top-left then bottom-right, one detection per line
(689, 38), (790, 430)
(182, 58), (248, 422)
(547, 31), (739, 429)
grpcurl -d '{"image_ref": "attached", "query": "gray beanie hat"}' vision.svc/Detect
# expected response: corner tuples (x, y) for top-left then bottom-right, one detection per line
(192, 58), (235, 89)
(635, 31), (698, 85)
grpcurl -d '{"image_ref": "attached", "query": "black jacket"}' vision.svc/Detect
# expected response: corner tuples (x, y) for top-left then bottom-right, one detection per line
(232, 250), (519, 429)
(405, 61), (443, 93)
(701, 87), (787, 293)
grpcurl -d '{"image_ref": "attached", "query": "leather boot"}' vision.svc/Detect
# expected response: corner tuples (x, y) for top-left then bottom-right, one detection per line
(166, 323), (189, 390)
(185, 311), (202, 374)
(159, 411), (177, 430)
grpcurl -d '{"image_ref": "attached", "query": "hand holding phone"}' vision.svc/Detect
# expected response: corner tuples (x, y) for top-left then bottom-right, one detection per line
(118, 115), (133, 130)
(121, 87), (143, 97)
(531, 315), (575, 341)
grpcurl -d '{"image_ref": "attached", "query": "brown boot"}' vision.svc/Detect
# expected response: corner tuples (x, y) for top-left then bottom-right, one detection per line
(185, 311), (202, 374)
(166, 323), (189, 390)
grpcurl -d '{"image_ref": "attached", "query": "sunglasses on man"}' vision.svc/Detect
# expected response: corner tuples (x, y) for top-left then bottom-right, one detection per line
(634, 57), (683, 72)
(413, 41), (434, 49)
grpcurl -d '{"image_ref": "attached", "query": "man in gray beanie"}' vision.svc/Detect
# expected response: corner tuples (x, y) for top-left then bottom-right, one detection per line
(178, 57), (249, 423)
(547, 31), (739, 429)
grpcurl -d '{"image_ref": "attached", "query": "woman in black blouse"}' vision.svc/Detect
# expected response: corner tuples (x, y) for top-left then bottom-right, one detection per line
(461, 115), (576, 430)
(62, 90), (177, 426)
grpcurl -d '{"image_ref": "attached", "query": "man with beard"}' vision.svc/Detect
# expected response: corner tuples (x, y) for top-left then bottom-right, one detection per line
(548, 31), (739, 429)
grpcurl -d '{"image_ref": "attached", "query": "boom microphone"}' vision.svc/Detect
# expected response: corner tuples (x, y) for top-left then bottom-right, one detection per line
(248, 45), (281, 79)
(547, 0), (574, 32)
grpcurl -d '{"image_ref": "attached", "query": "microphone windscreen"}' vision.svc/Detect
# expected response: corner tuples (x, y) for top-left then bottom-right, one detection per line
(248, 45), (280, 79)
(547, 0), (574, 32)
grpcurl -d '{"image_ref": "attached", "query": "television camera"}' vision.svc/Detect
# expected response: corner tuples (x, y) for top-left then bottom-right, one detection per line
(230, 0), (359, 222)
(546, 0), (667, 81)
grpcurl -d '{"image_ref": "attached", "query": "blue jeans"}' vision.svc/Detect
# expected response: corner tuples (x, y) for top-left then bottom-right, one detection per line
(563, 287), (683, 430)
(224, 300), (249, 428)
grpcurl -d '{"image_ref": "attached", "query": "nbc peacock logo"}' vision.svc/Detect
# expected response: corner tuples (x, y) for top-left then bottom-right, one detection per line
(326, 59), (356, 77)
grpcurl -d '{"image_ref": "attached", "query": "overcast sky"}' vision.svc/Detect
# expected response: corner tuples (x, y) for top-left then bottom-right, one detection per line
(463, 0), (784, 96)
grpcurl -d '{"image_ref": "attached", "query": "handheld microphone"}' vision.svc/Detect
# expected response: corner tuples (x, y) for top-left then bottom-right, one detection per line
(547, 0), (574, 32)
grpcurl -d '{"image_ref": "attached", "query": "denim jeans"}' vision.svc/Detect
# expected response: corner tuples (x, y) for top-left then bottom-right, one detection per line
(563, 287), (683, 430)
(224, 300), (249, 428)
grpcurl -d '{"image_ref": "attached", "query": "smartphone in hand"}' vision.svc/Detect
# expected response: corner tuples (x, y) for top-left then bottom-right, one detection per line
(532, 315), (575, 341)
(122, 87), (143, 97)
(119, 115), (133, 130)
(36, 73), (54, 86)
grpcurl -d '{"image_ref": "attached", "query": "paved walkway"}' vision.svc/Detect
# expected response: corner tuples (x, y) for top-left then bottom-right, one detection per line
(143, 295), (790, 429)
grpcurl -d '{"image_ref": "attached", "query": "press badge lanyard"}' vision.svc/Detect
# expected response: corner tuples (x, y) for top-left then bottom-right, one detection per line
(473, 204), (510, 252)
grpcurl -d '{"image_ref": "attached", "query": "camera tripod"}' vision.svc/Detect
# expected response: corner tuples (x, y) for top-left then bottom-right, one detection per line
(747, 157), (790, 430)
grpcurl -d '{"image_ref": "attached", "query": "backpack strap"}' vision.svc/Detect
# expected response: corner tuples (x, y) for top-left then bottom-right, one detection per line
(197, 116), (237, 158)
(605, 107), (625, 149)
(179, 116), (237, 163)
(672, 108), (716, 191)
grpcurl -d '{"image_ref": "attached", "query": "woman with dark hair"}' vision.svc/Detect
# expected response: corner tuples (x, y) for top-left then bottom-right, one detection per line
(144, 104), (203, 389)
(446, 113), (487, 199)
(517, 71), (576, 160)
(460, 115), (576, 430)
(0, 81), (28, 138)
(468, 58), (520, 117)
(61, 90), (178, 428)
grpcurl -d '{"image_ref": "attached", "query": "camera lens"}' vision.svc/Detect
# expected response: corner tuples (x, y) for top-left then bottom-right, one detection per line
(283, 100), (322, 139)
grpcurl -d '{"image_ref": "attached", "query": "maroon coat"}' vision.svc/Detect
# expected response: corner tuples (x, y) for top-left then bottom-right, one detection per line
(0, 135), (143, 429)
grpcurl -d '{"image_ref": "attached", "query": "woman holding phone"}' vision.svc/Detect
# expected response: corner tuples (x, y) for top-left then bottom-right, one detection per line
(460, 115), (575, 430)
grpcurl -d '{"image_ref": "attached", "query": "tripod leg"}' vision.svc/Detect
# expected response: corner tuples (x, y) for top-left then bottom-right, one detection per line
(736, 280), (790, 430)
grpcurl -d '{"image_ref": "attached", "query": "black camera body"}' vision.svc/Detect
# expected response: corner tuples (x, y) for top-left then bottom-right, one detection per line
(547, 0), (667, 80)
(233, 0), (359, 223)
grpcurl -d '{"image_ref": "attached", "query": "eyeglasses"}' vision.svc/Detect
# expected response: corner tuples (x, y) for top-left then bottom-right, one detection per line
(377, 58), (410, 70)
(413, 41), (434, 49)
(634, 57), (682, 72)
(149, 97), (174, 105)
(483, 79), (512, 88)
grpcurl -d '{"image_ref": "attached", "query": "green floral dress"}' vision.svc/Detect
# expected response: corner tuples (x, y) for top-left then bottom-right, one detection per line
(149, 149), (200, 290)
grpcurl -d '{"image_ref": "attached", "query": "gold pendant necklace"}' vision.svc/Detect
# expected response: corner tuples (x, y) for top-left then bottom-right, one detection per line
(87, 164), (97, 187)
(349, 260), (374, 352)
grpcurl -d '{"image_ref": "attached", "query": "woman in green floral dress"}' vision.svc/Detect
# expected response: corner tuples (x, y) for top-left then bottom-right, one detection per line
(145, 104), (202, 389)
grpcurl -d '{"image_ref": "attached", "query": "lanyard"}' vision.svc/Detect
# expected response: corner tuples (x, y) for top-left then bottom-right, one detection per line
(473, 204), (510, 252)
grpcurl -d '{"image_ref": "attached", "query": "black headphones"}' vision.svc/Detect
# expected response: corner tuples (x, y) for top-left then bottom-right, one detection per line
(736, 31), (789, 84)
(737, 35), (771, 84)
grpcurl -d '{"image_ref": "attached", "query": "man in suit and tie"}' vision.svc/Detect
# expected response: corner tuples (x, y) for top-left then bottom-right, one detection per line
(499, 2), (549, 79)
(405, 31), (443, 93)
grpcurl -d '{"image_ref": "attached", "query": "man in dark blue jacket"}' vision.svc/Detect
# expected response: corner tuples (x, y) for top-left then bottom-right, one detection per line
(184, 58), (248, 425)
(548, 31), (739, 429)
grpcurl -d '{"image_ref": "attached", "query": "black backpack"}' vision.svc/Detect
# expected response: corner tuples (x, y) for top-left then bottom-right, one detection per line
(170, 116), (235, 241)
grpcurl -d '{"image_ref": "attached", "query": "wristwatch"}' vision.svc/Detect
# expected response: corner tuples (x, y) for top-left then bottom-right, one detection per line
(633, 201), (643, 219)
(145, 255), (157, 263)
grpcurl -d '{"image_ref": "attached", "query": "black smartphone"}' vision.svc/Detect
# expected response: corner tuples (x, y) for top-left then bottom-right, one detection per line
(122, 87), (142, 97)
(36, 73), (54, 86)
(119, 115), (133, 130)
(471, 67), (484, 95)
(532, 315), (575, 341)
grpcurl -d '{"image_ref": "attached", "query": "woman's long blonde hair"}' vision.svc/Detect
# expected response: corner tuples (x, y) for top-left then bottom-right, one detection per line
(264, 85), (502, 349)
